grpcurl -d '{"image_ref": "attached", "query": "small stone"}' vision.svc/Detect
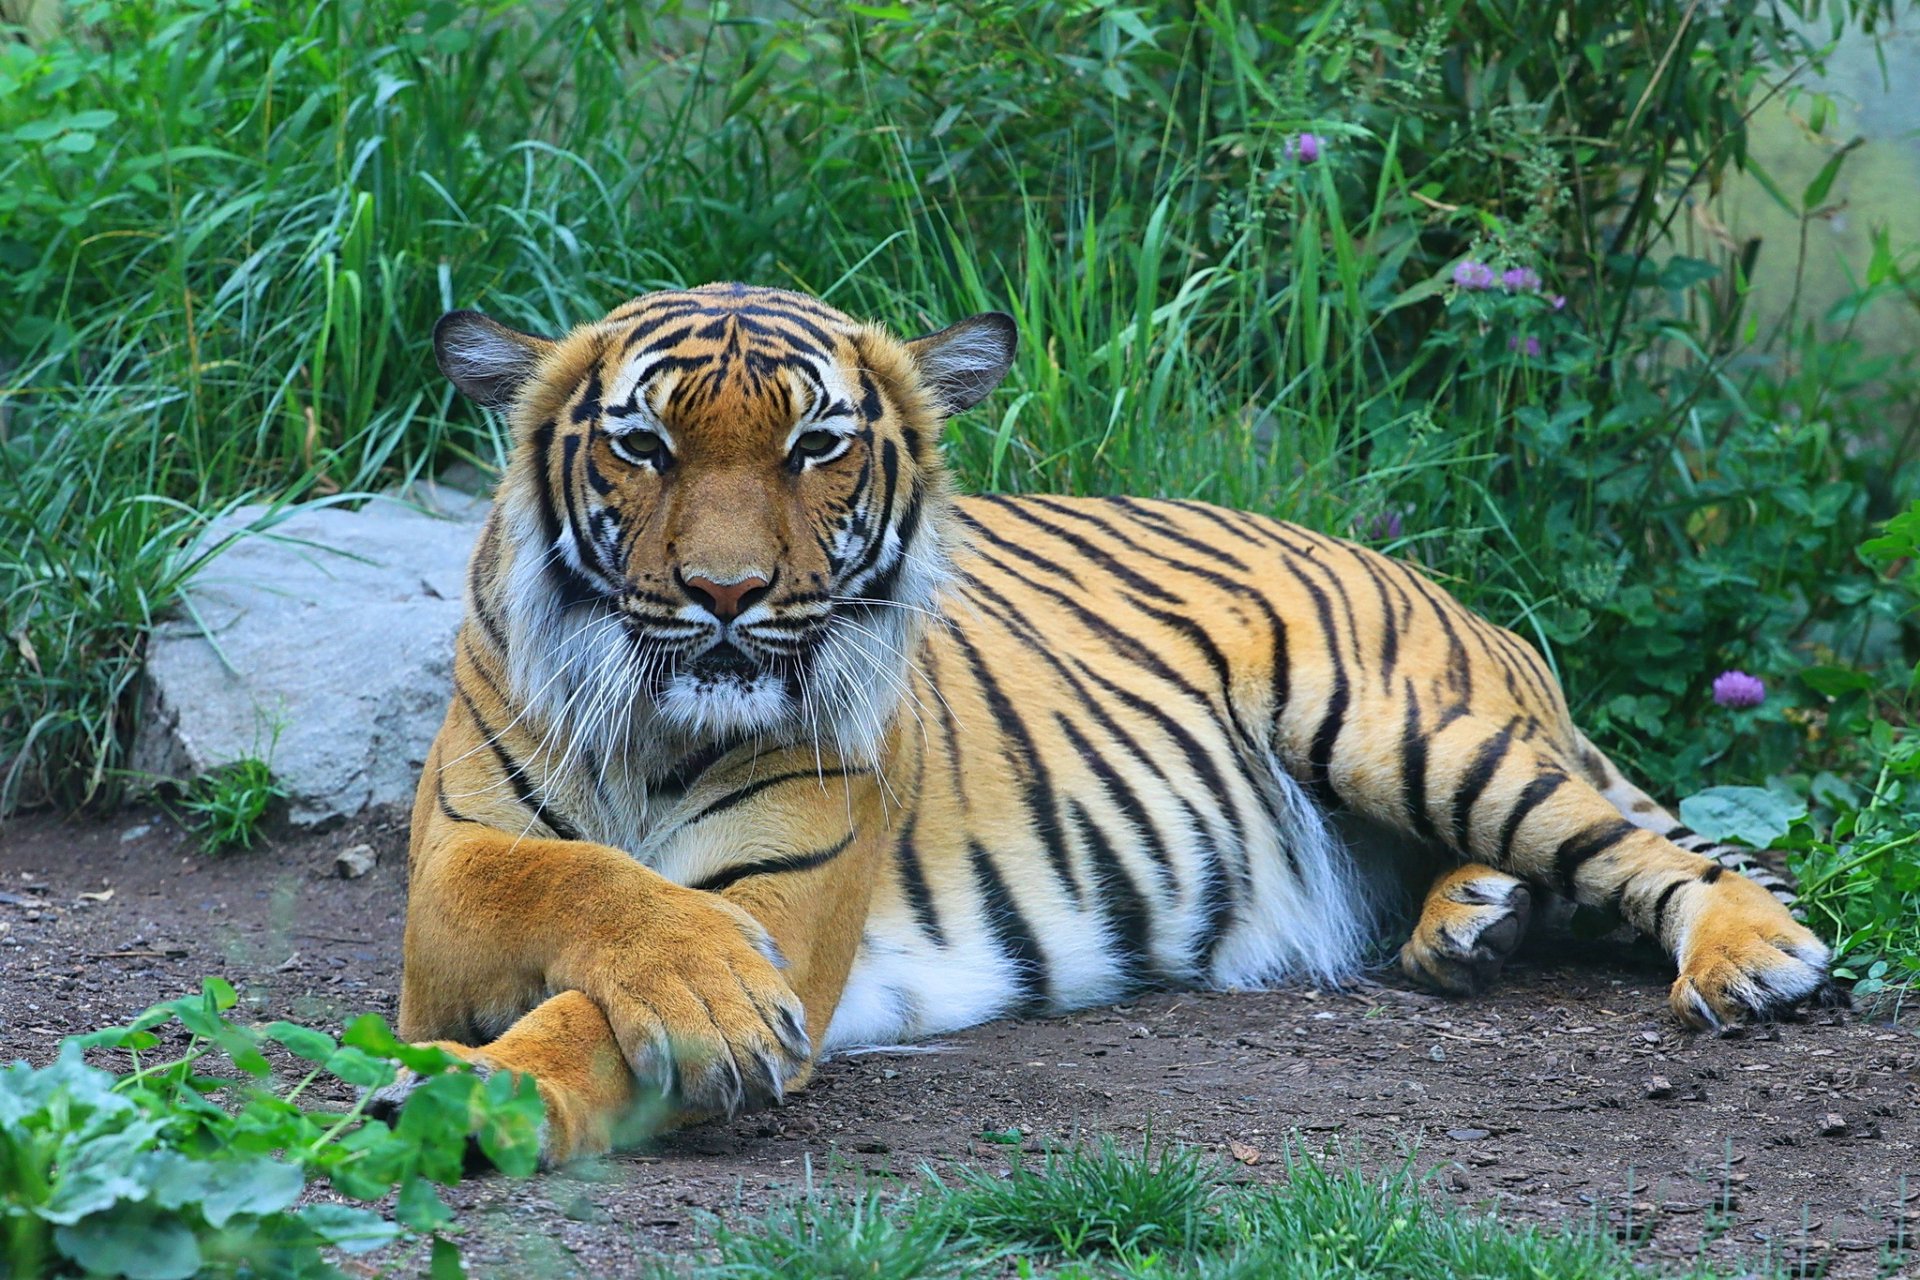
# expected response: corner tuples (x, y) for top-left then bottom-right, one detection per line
(119, 823), (152, 843)
(1446, 1166), (1471, 1192)
(852, 1140), (890, 1155)
(1645, 1075), (1673, 1099)
(1446, 1128), (1490, 1142)
(1639, 1030), (1661, 1045)
(1427, 1044), (1446, 1062)
(1819, 1112), (1849, 1137)
(335, 844), (377, 879)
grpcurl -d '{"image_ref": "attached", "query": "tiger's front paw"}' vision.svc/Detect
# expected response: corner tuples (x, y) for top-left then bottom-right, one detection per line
(1400, 867), (1531, 996)
(1670, 872), (1849, 1029)
(563, 888), (812, 1121)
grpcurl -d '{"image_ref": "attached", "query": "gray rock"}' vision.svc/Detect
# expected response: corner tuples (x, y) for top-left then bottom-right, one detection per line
(131, 485), (488, 825)
(335, 843), (378, 878)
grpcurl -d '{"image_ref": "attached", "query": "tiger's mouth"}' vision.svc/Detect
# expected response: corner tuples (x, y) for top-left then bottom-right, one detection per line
(685, 641), (763, 679)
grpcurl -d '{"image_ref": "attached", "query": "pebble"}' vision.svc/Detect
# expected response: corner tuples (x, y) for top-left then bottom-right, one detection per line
(1644, 1075), (1673, 1099)
(1819, 1112), (1849, 1137)
(1446, 1128), (1490, 1142)
(334, 844), (377, 879)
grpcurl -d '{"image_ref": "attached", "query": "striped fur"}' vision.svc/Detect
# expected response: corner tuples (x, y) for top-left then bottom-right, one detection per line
(391, 284), (1845, 1162)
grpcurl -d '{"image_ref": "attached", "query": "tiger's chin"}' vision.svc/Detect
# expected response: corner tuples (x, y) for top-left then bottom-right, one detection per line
(655, 668), (795, 737)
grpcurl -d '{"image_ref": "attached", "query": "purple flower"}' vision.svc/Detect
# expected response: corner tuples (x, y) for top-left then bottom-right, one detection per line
(1452, 260), (1496, 291)
(1500, 266), (1542, 293)
(1286, 133), (1325, 162)
(1550, 294), (1567, 311)
(1357, 509), (1404, 541)
(1711, 670), (1766, 709)
(1507, 335), (1542, 358)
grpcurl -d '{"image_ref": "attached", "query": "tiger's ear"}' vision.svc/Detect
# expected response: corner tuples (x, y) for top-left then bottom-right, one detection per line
(434, 310), (557, 409)
(905, 311), (1017, 415)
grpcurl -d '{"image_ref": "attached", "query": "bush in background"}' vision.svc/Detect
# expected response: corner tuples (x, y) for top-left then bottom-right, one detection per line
(0, 0), (1916, 976)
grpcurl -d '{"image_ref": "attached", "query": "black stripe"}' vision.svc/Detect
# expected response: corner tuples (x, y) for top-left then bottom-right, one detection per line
(436, 780), (480, 825)
(957, 562), (1249, 857)
(1350, 552), (1403, 685)
(1496, 772), (1569, 865)
(1699, 864), (1724, 884)
(970, 840), (1049, 1011)
(530, 418), (599, 611)
(1071, 800), (1154, 987)
(1666, 825), (1696, 842)
(1053, 712), (1178, 890)
(1650, 878), (1687, 942)
(952, 505), (1086, 589)
(1449, 721), (1517, 855)
(454, 686), (581, 841)
(1109, 497), (1253, 572)
(894, 808), (945, 947)
(841, 438), (901, 585)
(1553, 818), (1638, 893)
(678, 768), (863, 829)
(980, 496), (1182, 603)
(949, 628), (1082, 903)
(691, 832), (856, 894)
(1400, 688), (1437, 843)
(954, 566), (1236, 874)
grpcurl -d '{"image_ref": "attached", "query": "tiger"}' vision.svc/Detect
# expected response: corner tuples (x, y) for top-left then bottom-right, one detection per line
(387, 282), (1845, 1163)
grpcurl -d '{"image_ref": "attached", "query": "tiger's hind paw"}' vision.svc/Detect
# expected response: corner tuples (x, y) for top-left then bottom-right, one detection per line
(1670, 875), (1850, 1029)
(1400, 869), (1532, 997)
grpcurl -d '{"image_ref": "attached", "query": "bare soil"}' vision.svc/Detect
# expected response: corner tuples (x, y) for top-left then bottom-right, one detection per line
(2, 810), (1915, 1278)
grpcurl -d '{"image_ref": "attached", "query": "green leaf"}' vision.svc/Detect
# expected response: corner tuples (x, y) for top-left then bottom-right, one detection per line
(1678, 786), (1807, 848)
(297, 1203), (404, 1254)
(474, 1070), (544, 1177)
(430, 1235), (469, 1280)
(197, 1157), (305, 1227)
(263, 1021), (337, 1064)
(323, 1046), (395, 1089)
(1801, 137), (1864, 211)
(54, 1207), (201, 1280)
(1800, 665), (1875, 697)
(397, 1173), (455, 1231)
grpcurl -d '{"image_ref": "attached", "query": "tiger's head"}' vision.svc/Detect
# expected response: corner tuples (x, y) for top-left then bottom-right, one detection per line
(436, 283), (1014, 766)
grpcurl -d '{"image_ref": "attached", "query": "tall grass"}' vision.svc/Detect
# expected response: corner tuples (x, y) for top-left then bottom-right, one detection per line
(0, 0), (1914, 826)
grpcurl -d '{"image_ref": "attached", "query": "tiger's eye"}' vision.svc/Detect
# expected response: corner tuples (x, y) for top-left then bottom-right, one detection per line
(792, 430), (840, 461)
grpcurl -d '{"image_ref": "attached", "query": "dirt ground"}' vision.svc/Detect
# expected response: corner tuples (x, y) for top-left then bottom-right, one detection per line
(2, 808), (1916, 1278)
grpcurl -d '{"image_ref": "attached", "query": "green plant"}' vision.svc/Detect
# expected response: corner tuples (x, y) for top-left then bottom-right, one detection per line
(0, 978), (543, 1280)
(649, 1142), (1756, 1278)
(174, 757), (285, 856)
(934, 1138), (1223, 1261)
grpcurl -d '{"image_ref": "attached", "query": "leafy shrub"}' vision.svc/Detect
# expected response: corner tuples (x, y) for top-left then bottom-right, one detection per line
(1, 0), (1912, 813)
(0, 978), (542, 1279)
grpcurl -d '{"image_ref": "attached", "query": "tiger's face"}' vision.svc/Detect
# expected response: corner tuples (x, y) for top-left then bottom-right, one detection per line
(435, 284), (1014, 758)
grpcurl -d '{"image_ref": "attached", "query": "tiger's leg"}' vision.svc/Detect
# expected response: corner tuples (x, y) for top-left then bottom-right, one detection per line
(1367, 712), (1840, 1027)
(1573, 732), (1800, 908)
(1398, 864), (1532, 994)
(394, 741), (885, 1162)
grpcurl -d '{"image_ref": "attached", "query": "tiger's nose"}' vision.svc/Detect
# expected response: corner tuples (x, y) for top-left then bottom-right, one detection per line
(679, 571), (772, 622)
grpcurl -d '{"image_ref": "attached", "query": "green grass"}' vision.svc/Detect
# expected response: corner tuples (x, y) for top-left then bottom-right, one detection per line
(0, 6), (1916, 972)
(658, 1141), (1823, 1279)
